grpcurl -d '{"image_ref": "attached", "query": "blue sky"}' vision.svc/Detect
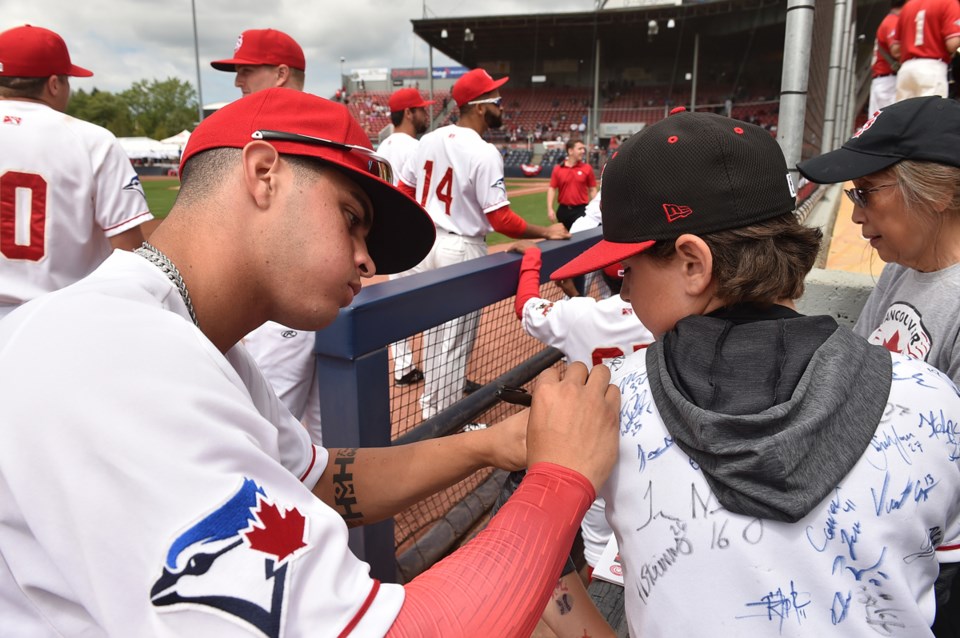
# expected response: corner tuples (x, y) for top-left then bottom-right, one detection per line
(4, 0), (628, 107)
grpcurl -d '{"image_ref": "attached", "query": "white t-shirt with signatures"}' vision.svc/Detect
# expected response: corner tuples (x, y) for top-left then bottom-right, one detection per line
(603, 350), (960, 637)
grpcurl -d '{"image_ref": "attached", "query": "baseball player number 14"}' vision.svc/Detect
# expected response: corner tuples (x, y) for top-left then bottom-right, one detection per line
(420, 161), (454, 215)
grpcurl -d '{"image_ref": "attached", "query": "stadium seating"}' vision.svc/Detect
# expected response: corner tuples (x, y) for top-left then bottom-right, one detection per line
(339, 86), (781, 150)
(501, 148), (534, 178)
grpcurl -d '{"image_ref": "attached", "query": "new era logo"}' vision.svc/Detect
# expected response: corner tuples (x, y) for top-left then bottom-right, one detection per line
(663, 203), (692, 222)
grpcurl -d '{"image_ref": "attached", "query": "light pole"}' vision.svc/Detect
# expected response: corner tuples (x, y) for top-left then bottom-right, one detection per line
(191, 0), (204, 123)
(339, 57), (346, 93)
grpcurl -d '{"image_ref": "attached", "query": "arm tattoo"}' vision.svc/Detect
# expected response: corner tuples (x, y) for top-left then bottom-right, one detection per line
(332, 448), (363, 526)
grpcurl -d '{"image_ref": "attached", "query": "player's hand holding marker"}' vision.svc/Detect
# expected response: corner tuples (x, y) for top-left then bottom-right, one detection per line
(462, 409), (528, 472)
(527, 362), (620, 492)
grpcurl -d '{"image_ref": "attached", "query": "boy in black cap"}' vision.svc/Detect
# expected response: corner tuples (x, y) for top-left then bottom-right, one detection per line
(800, 95), (960, 637)
(553, 108), (960, 637)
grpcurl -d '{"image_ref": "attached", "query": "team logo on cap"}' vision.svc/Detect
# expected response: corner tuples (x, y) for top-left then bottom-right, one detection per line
(234, 33), (244, 54)
(852, 111), (882, 139)
(663, 203), (693, 223)
(151, 478), (310, 638)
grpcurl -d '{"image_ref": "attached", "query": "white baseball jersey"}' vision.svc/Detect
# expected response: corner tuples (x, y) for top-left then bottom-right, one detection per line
(521, 293), (654, 566)
(605, 350), (960, 637)
(521, 295), (654, 369)
(242, 321), (323, 445)
(398, 124), (508, 238)
(0, 100), (152, 318)
(0, 251), (404, 637)
(377, 131), (419, 187)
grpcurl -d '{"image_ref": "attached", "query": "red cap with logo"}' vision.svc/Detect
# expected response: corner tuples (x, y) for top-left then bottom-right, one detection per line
(211, 29), (305, 72)
(452, 68), (508, 107)
(388, 88), (435, 113)
(0, 25), (93, 78)
(180, 88), (435, 275)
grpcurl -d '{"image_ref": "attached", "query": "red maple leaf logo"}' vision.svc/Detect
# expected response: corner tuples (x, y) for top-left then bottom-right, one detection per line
(882, 331), (901, 353)
(243, 499), (308, 564)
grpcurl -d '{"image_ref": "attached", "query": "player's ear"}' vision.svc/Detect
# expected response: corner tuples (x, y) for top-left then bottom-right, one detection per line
(275, 65), (290, 87)
(673, 234), (714, 297)
(240, 141), (283, 209)
(44, 75), (61, 98)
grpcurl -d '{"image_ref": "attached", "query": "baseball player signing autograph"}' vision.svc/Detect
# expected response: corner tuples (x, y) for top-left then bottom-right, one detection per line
(0, 88), (619, 637)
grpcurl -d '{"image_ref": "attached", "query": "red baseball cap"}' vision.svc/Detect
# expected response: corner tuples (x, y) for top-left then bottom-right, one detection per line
(452, 68), (508, 107)
(211, 29), (305, 72)
(388, 88), (435, 113)
(0, 25), (92, 78)
(180, 88), (435, 275)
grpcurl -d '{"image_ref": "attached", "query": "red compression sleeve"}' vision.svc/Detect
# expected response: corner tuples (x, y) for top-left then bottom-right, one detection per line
(398, 182), (417, 200)
(486, 206), (528, 238)
(515, 247), (543, 320)
(388, 463), (595, 638)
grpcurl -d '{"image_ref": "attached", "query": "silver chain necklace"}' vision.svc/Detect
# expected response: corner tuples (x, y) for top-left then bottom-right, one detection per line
(134, 242), (199, 327)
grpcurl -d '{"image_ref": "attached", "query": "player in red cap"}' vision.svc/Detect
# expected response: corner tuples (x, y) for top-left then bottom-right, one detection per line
(211, 28), (306, 95)
(0, 87), (619, 636)
(0, 24), (152, 319)
(378, 87), (436, 386)
(212, 28), (317, 444)
(397, 67), (571, 419)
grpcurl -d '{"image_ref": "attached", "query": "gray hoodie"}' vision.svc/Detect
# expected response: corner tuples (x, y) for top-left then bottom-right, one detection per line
(646, 304), (892, 523)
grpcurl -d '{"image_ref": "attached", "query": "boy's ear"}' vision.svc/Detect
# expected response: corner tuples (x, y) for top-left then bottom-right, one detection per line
(673, 234), (714, 297)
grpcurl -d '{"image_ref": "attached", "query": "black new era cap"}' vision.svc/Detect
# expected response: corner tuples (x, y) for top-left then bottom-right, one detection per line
(798, 96), (960, 184)
(552, 109), (797, 280)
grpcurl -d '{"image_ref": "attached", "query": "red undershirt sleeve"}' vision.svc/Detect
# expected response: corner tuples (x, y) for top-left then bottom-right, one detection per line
(486, 205), (529, 238)
(398, 182), (417, 200)
(387, 462), (595, 638)
(515, 248), (543, 320)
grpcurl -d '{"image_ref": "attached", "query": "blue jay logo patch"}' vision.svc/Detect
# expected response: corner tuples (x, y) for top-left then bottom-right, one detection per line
(151, 478), (310, 638)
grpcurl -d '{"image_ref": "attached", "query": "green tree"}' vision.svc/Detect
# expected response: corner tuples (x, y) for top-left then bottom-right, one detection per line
(67, 88), (134, 136)
(122, 78), (198, 140)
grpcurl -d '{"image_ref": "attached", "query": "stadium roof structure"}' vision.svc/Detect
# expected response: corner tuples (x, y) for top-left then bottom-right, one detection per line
(412, 0), (891, 92)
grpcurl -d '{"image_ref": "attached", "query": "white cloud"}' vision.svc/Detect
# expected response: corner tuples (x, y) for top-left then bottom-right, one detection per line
(4, 0), (595, 106)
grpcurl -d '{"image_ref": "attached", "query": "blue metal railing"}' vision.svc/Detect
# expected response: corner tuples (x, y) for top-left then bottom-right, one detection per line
(313, 228), (603, 582)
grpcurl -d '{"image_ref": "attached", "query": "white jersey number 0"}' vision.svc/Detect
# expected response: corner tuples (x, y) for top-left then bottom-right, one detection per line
(1, 171), (47, 262)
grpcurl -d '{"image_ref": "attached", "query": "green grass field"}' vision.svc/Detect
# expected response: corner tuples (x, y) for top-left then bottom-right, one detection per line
(142, 179), (179, 219)
(141, 177), (550, 242)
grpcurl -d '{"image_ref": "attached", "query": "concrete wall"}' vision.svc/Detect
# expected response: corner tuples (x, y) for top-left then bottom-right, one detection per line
(797, 267), (875, 328)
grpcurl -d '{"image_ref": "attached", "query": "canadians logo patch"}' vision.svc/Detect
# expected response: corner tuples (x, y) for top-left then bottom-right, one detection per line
(151, 478), (310, 638)
(852, 110), (881, 139)
(663, 203), (693, 223)
(866, 301), (931, 362)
